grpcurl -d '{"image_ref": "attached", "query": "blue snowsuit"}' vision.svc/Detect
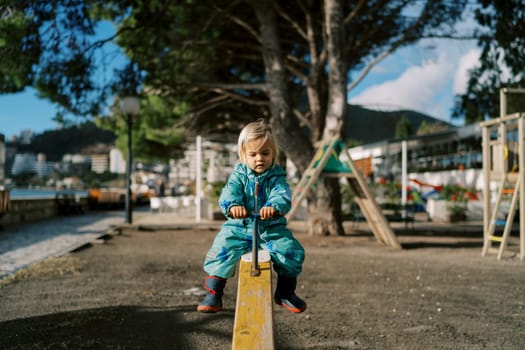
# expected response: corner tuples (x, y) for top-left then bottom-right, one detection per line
(203, 163), (305, 279)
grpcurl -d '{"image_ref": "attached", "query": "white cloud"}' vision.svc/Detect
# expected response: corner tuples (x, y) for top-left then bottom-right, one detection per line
(349, 52), (453, 118)
(453, 49), (481, 94)
(348, 34), (481, 123)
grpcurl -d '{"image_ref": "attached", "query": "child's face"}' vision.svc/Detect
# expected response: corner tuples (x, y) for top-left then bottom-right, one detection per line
(244, 138), (273, 174)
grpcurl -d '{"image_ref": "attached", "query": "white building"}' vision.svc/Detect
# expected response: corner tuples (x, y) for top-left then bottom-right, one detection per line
(60, 154), (91, 175)
(91, 154), (109, 174)
(11, 153), (54, 177)
(18, 130), (33, 144)
(11, 153), (37, 176)
(168, 139), (237, 188)
(109, 148), (126, 174)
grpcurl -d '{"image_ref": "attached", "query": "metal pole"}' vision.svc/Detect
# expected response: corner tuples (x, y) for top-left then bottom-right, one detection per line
(125, 114), (133, 224)
(251, 182), (260, 277)
(519, 115), (525, 260)
(195, 135), (202, 222)
(401, 139), (407, 218)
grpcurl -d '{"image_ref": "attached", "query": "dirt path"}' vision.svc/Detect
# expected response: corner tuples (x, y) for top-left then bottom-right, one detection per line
(1, 223), (524, 349)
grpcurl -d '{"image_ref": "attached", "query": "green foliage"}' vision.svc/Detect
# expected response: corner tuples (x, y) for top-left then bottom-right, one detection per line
(417, 121), (430, 135)
(441, 184), (476, 203)
(345, 139), (363, 148)
(80, 171), (121, 188)
(206, 180), (226, 206)
(0, 2), (40, 92)
(376, 182), (401, 205)
(1, 0), (468, 164)
(454, 1), (525, 123)
(395, 115), (412, 139)
(340, 183), (355, 204)
(95, 95), (187, 162)
(440, 184), (478, 216)
(11, 172), (38, 187)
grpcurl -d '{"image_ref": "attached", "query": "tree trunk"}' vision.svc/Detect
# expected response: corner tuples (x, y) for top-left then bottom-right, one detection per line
(305, 0), (347, 236)
(248, 0), (313, 175)
(301, 0), (327, 143)
(250, 0), (345, 236)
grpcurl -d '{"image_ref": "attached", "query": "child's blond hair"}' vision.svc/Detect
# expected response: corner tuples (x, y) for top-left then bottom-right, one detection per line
(237, 119), (279, 164)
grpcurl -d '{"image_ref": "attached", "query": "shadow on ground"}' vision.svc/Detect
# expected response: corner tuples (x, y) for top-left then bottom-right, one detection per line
(0, 305), (233, 349)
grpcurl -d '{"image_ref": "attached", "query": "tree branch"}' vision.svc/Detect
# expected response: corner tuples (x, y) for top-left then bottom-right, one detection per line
(275, 2), (307, 40)
(344, 0), (367, 24)
(212, 4), (262, 43)
(347, 1), (457, 92)
(193, 82), (267, 91)
(208, 88), (269, 106)
(293, 108), (312, 129)
(347, 46), (393, 92)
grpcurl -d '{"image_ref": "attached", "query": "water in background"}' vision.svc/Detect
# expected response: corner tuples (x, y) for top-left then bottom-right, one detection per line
(9, 189), (89, 200)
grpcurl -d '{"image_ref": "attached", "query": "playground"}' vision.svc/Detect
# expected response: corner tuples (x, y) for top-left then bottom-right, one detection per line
(1, 220), (524, 350)
(2, 96), (524, 349)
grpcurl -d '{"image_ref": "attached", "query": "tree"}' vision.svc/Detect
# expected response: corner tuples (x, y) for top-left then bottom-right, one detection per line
(231, 0), (466, 235)
(395, 115), (412, 139)
(96, 95), (187, 163)
(453, 0), (525, 123)
(0, 1), (40, 93)
(1, 0), (468, 235)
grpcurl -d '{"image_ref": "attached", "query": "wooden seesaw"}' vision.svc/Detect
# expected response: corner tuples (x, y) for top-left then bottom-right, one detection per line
(231, 184), (275, 350)
(231, 249), (274, 349)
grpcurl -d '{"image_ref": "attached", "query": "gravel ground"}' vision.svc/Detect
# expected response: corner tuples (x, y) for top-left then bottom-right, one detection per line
(1, 220), (524, 350)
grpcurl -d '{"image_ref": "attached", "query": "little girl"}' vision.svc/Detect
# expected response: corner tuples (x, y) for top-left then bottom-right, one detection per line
(197, 120), (307, 314)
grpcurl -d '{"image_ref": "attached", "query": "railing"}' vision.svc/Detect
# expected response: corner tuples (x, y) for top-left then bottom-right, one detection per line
(0, 190), (88, 227)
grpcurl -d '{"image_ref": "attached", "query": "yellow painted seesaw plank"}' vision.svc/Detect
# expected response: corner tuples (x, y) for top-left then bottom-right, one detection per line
(232, 250), (274, 350)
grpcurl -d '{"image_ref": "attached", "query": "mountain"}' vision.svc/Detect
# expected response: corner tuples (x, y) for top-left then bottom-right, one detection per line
(23, 122), (116, 162)
(10, 107), (450, 162)
(343, 105), (453, 144)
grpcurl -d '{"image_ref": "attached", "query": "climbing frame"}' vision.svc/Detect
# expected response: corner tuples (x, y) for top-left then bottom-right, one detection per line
(481, 112), (525, 260)
(288, 136), (401, 249)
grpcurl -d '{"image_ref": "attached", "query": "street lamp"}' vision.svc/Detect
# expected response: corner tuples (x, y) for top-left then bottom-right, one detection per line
(120, 96), (140, 224)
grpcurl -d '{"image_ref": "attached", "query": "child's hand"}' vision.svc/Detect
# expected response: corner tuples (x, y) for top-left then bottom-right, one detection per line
(229, 206), (247, 219)
(259, 206), (276, 220)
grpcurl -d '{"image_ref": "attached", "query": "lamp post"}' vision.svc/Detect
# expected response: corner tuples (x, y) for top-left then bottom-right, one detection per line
(120, 96), (140, 224)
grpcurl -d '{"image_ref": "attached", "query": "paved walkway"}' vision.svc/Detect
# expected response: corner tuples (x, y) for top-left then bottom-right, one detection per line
(0, 206), (227, 280)
(0, 211), (127, 279)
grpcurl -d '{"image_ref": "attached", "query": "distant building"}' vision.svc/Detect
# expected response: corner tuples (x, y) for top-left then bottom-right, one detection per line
(91, 154), (109, 174)
(348, 123), (482, 179)
(18, 129), (34, 145)
(168, 140), (237, 189)
(4, 142), (17, 177)
(61, 154), (91, 176)
(12, 153), (40, 176)
(11, 153), (37, 176)
(11, 152), (54, 177)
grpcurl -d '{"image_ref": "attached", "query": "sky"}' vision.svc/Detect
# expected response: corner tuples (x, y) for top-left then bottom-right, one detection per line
(0, 11), (480, 140)
(348, 37), (479, 122)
